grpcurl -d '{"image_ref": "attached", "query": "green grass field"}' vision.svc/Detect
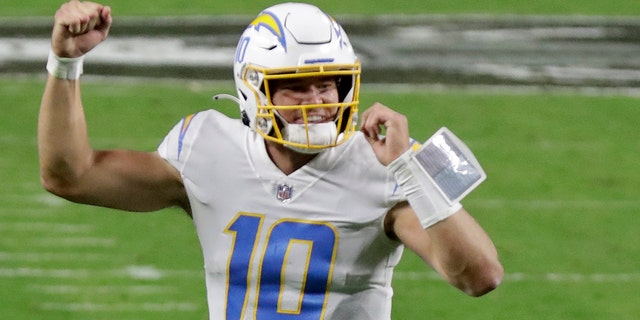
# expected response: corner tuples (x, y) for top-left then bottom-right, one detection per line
(2, 75), (639, 319)
(2, 0), (640, 319)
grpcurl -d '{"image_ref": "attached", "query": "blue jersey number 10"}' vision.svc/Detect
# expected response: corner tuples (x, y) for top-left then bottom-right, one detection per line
(225, 213), (338, 319)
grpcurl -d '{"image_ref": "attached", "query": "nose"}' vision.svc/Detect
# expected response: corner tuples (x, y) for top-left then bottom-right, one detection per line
(299, 85), (324, 105)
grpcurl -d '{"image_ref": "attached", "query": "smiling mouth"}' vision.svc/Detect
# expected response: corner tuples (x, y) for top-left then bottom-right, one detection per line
(288, 115), (331, 124)
(306, 115), (327, 123)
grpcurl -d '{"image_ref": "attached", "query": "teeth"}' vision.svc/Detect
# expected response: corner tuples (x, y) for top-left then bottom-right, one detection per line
(307, 116), (323, 122)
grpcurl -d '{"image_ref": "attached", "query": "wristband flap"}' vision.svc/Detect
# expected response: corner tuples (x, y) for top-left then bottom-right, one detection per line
(412, 127), (486, 204)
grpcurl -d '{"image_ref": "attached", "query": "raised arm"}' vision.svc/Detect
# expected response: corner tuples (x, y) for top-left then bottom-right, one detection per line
(39, 1), (189, 213)
(361, 103), (503, 296)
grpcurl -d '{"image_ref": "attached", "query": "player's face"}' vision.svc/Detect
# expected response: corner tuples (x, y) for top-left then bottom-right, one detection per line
(270, 76), (340, 124)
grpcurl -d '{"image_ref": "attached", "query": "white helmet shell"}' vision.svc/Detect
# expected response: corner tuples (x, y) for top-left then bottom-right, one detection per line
(233, 2), (361, 151)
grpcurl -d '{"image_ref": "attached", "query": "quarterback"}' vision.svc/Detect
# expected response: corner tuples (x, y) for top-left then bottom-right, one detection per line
(39, 1), (503, 319)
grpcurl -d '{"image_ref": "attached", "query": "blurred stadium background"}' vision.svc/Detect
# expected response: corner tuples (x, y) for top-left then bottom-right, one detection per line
(1, 1), (639, 319)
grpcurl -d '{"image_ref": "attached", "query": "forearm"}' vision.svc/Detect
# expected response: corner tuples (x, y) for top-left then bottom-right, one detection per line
(426, 209), (503, 296)
(38, 76), (93, 190)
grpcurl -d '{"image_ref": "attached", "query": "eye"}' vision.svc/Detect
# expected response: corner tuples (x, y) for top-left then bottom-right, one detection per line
(274, 81), (304, 93)
(287, 84), (306, 92)
(317, 80), (337, 92)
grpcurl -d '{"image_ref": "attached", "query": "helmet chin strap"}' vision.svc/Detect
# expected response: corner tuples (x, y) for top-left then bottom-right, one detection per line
(282, 122), (338, 154)
(276, 112), (339, 154)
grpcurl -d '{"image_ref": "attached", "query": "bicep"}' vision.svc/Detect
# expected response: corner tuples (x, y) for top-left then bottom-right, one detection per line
(59, 150), (188, 213)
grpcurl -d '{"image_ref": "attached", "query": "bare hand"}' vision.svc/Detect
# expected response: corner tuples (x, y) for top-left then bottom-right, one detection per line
(51, 0), (112, 58)
(360, 102), (411, 166)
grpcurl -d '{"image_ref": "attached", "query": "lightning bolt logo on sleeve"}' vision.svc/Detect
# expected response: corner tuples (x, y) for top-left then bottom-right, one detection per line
(178, 113), (197, 160)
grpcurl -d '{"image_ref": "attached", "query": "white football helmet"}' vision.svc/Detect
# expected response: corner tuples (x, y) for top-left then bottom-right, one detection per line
(231, 2), (361, 153)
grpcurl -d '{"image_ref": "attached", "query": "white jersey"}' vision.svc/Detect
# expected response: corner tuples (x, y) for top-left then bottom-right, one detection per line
(158, 109), (405, 320)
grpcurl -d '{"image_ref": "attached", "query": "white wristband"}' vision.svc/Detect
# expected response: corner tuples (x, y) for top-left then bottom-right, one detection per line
(46, 50), (84, 80)
(388, 127), (487, 228)
(388, 149), (461, 228)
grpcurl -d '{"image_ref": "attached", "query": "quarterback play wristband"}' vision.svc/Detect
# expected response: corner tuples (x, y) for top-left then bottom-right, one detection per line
(46, 49), (84, 80)
(388, 127), (486, 228)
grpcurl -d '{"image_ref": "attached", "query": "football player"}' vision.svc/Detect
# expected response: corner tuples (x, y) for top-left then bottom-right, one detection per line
(39, 1), (503, 319)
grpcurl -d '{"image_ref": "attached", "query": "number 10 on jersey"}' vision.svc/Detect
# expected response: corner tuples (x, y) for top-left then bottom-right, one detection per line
(224, 212), (339, 319)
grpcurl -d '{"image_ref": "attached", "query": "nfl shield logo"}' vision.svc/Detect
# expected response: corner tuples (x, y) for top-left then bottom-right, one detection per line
(276, 184), (293, 202)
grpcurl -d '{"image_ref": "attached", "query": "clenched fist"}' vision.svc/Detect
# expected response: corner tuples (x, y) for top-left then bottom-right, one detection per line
(51, 0), (112, 58)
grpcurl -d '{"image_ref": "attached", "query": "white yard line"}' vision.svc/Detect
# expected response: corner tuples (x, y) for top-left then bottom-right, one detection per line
(0, 222), (94, 233)
(1, 193), (637, 213)
(0, 265), (202, 280)
(394, 271), (640, 283)
(0, 267), (96, 278)
(29, 284), (176, 295)
(0, 251), (116, 262)
(0, 266), (637, 283)
(0, 193), (69, 210)
(0, 208), (64, 217)
(362, 82), (640, 98)
(39, 301), (200, 312)
(465, 199), (640, 210)
(1, 237), (117, 248)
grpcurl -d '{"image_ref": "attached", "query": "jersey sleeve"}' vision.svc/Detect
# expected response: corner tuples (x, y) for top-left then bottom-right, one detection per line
(157, 112), (201, 173)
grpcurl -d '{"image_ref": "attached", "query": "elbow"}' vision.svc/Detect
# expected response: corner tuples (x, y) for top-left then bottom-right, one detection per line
(39, 152), (95, 202)
(41, 174), (66, 198)
(40, 171), (79, 201)
(460, 259), (504, 297)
